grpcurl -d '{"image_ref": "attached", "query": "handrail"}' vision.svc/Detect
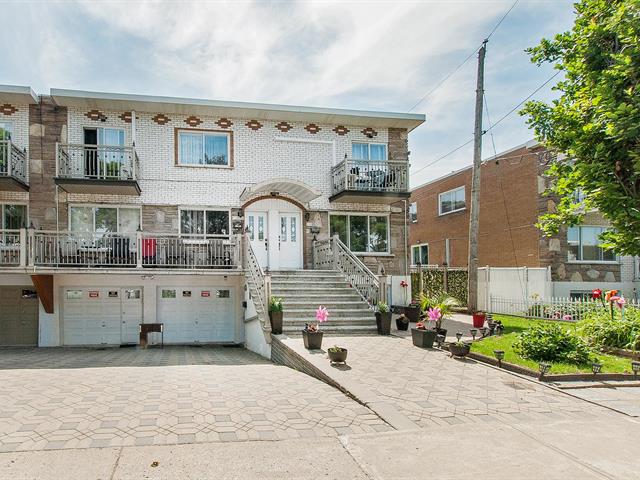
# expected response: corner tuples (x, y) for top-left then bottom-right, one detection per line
(331, 158), (408, 195)
(0, 140), (28, 184)
(56, 143), (138, 181)
(313, 235), (381, 308)
(242, 234), (271, 333)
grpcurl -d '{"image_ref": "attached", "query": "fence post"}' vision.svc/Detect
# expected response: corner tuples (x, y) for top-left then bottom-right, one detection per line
(19, 227), (27, 267)
(486, 266), (491, 312)
(331, 234), (340, 271)
(379, 273), (388, 305)
(235, 234), (243, 269)
(417, 263), (423, 297)
(136, 231), (143, 268)
(523, 266), (529, 301)
(264, 274), (272, 314)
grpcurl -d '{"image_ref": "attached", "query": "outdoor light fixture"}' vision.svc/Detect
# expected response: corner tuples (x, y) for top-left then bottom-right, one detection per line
(436, 334), (445, 348)
(538, 362), (551, 378)
(470, 328), (478, 341)
(455, 331), (463, 342)
(494, 350), (505, 368)
(479, 327), (488, 338)
(632, 361), (640, 377)
(591, 362), (603, 375)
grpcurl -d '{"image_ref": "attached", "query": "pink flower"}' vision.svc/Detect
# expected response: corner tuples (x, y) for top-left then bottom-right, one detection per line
(562, 314), (572, 321)
(427, 307), (442, 322)
(316, 306), (329, 323)
(616, 296), (626, 308)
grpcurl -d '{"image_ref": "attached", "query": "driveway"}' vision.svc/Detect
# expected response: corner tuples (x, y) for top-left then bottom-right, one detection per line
(0, 346), (390, 452)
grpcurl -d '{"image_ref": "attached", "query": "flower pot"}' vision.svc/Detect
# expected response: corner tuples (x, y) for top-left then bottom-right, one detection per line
(375, 312), (392, 335)
(396, 317), (409, 331)
(302, 330), (323, 350)
(448, 342), (471, 357)
(405, 305), (421, 323)
(472, 313), (486, 328)
(435, 327), (448, 339)
(411, 328), (437, 348)
(269, 311), (283, 335)
(328, 348), (348, 364)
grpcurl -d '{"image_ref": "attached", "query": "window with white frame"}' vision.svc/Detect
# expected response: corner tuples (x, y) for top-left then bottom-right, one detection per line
(180, 209), (230, 237)
(329, 214), (388, 253)
(409, 202), (417, 223)
(0, 122), (13, 172)
(177, 129), (230, 166)
(352, 142), (387, 161)
(439, 186), (465, 215)
(567, 226), (616, 262)
(1, 204), (26, 229)
(0, 121), (13, 141)
(411, 244), (429, 265)
(69, 206), (141, 234)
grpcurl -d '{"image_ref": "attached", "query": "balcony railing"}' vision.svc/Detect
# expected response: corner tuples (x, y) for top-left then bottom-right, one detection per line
(0, 141), (28, 185)
(56, 143), (139, 181)
(4, 229), (241, 270)
(331, 159), (408, 197)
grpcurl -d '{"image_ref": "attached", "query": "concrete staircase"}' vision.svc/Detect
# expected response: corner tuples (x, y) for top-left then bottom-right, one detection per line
(270, 270), (377, 335)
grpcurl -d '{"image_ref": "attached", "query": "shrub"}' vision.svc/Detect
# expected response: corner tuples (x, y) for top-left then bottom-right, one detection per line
(269, 297), (283, 313)
(514, 323), (592, 364)
(578, 307), (640, 351)
(377, 302), (390, 313)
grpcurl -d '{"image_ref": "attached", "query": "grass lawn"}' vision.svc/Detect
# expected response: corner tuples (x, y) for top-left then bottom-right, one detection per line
(470, 315), (634, 374)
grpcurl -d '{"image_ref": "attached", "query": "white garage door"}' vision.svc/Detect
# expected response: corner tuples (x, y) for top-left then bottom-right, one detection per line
(62, 287), (143, 346)
(157, 287), (235, 344)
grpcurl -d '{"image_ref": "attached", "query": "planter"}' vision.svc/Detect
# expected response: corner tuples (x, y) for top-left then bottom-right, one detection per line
(405, 305), (421, 323)
(375, 312), (392, 335)
(472, 313), (486, 328)
(269, 311), (283, 335)
(302, 330), (324, 350)
(435, 327), (448, 339)
(396, 317), (409, 331)
(328, 348), (348, 364)
(448, 342), (471, 358)
(411, 328), (437, 348)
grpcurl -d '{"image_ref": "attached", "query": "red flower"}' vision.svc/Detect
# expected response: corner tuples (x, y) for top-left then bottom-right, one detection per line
(416, 321), (426, 330)
(592, 289), (602, 300)
(400, 280), (408, 288)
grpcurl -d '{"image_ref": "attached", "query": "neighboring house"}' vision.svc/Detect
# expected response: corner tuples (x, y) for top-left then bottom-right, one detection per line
(0, 85), (424, 351)
(409, 140), (639, 299)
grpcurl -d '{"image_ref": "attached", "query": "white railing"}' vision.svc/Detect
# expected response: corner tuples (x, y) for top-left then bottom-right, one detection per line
(331, 159), (408, 195)
(313, 234), (383, 307)
(56, 143), (139, 181)
(490, 295), (640, 321)
(0, 141), (28, 184)
(243, 234), (271, 331)
(140, 233), (239, 269)
(0, 229), (23, 266)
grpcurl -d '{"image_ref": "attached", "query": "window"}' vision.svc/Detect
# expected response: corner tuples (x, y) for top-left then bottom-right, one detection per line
(567, 226), (616, 262)
(1, 204), (27, 229)
(69, 206), (140, 234)
(411, 244), (429, 266)
(409, 202), (417, 223)
(177, 129), (230, 166)
(329, 214), (389, 253)
(352, 142), (387, 161)
(439, 187), (465, 215)
(180, 209), (230, 237)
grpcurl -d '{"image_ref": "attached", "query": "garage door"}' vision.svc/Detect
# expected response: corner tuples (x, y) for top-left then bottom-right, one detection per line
(0, 287), (39, 346)
(62, 287), (143, 346)
(157, 287), (235, 344)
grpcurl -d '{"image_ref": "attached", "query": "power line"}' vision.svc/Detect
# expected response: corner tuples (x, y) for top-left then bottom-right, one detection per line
(407, 0), (520, 112)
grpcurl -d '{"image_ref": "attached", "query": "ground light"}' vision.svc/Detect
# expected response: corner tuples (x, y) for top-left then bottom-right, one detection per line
(479, 327), (488, 337)
(455, 331), (463, 342)
(591, 362), (603, 375)
(436, 335), (446, 348)
(538, 362), (551, 379)
(470, 328), (478, 340)
(632, 361), (640, 377)
(493, 349), (505, 368)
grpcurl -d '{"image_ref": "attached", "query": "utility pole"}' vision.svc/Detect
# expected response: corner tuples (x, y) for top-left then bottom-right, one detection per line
(467, 39), (487, 313)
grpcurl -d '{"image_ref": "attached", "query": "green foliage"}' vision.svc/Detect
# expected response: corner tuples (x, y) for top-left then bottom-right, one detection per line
(521, 0), (640, 256)
(411, 269), (468, 306)
(269, 296), (283, 313)
(515, 323), (593, 364)
(578, 306), (640, 350)
(377, 301), (389, 313)
(419, 292), (460, 329)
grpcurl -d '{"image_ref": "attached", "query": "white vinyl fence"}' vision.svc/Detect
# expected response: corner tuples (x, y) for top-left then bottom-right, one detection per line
(477, 266), (552, 312)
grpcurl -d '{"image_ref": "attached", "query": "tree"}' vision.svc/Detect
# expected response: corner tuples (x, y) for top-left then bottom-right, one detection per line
(521, 0), (640, 256)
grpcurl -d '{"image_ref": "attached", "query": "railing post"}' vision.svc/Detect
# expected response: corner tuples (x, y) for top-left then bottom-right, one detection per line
(235, 234), (242, 269)
(264, 273), (272, 313)
(54, 142), (59, 177)
(331, 234), (340, 271)
(19, 227), (27, 267)
(27, 227), (35, 267)
(379, 272), (388, 305)
(136, 231), (143, 268)
(312, 239), (316, 269)
(7, 141), (12, 177)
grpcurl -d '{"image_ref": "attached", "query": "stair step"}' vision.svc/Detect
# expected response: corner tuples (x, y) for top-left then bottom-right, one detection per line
(283, 301), (368, 308)
(283, 325), (378, 335)
(284, 309), (372, 319)
(283, 318), (376, 327)
(271, 281), (348, 289)
(271, 287), (356, 295)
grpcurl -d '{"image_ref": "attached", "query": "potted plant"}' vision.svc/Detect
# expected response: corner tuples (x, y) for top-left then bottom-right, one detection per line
(472, 311), (486, 328)
(302, 306), (328, 350)
(405, 299), (421, 323)
(419, 293), (459, 338)
(327, 345), (348, 364)
(395, 314), (409, 331)
(375, 302), (392, 335)
(448, 340), (471, 358)
(411, 320), (438, 348)
(269, 296), (284, 334)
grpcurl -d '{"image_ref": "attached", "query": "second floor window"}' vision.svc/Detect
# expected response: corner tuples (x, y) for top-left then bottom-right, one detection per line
(178, 130), (230, 167)
(352, 142), (387, 161)
(409, 202), (417, 223)
(439, 187), (465, 215)
(567, 226), (616, 262)
(180, 209), (230, 236)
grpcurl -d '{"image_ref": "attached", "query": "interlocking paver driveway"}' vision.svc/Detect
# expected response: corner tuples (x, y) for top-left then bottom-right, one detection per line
(0, 347), (391, 452)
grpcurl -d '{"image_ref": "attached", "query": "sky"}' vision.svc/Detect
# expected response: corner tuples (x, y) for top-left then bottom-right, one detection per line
(1, 0), (576, 187)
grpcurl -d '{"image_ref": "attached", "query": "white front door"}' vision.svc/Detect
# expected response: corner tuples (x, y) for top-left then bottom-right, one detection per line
(278, 213), (302, 270)
(121, 288), (143, 344)
(247, 211), (268, 268)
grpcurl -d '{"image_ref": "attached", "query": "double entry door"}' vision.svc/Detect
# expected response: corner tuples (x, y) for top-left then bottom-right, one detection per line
(247, 210), (302, 270)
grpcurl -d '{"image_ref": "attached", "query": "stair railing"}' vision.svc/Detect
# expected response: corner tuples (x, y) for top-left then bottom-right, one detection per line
(242, 234), (271, 333)
(313, 234), (382, 308)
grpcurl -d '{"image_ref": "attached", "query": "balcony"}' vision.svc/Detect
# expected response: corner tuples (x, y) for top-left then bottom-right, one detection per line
(54, 143), (141, 195)
(0, 141), (28, 191)
(330, 159), (409, 204)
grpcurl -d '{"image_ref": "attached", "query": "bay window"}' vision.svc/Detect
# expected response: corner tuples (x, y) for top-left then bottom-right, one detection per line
(177, 129), (230, 167)
(567, 226), (616, 262)
(180, 209), (230, 237)
(329, 214), (388, 253)
(352, 142), (387, 161)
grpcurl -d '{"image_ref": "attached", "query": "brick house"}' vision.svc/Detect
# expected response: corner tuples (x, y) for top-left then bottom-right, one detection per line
(0, 85), (423, 352)
(409, 140), (639, 299)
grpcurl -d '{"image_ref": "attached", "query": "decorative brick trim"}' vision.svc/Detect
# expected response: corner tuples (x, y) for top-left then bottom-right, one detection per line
(152, 113), (171, 125)
(275, 121), (293, 133)
(215, 118), (233, 129)
(184, 116), (203, 127)
(245, 120), (263, 131)
(304, 123), (321, 134)
(119, 112), (132, 123)
(0, 104), (18, 116)
(333, 125), (349, 136)
(85, 109), (105, 121)
(361, 127), (378, 137)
